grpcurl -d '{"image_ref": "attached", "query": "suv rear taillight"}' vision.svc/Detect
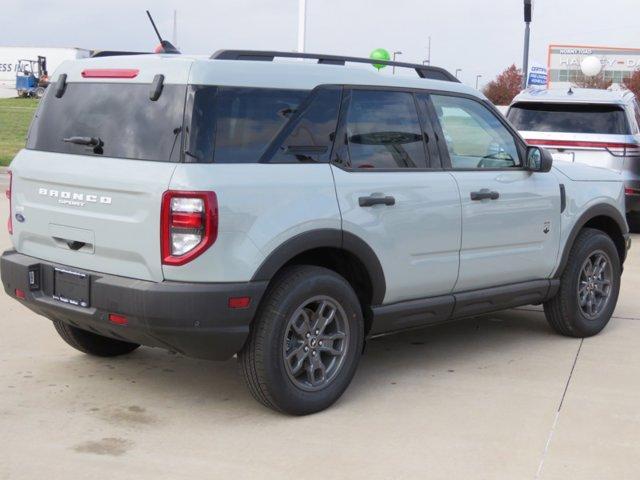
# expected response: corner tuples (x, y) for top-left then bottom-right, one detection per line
(526, 139), (640, 157)
(161, 191), (218, 266)
(606, 144), (640, 157)
(6, 170), (12, 235)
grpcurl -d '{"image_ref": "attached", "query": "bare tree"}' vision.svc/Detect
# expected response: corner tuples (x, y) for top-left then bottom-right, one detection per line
(624, 70), (640, 99)
(573, 74), (613, 90)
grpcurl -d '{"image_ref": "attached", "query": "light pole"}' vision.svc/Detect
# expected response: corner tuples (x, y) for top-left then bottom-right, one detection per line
(522, 0), (532, 89)
(455, 69), (462, 79)
(172, 10), (178, 48)
(475, 74), (482, 89)
(392, 51), (402, 75)
(426, 36), (431, 66)
(297, 0), (307, 53)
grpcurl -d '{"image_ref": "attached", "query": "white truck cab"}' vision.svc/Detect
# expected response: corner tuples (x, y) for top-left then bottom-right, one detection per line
(1, 51), (630, 414)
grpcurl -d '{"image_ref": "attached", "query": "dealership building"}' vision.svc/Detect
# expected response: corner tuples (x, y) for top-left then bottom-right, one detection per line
(548, 44), (640, 89)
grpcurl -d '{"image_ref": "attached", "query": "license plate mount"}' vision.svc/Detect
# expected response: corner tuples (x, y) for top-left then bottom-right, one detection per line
(53, 268), (90, 308)
(551, 152), (575, 163)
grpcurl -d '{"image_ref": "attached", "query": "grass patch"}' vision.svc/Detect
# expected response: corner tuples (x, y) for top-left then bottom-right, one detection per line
(0, 97), (38, 166)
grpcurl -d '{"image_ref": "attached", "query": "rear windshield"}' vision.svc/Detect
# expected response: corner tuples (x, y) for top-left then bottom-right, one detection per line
(507, 102), (630, 135)
(27, 83), (187, 162)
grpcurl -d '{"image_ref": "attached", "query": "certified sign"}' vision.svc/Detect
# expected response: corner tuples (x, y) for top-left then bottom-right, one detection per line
(527, 62), (548, 89)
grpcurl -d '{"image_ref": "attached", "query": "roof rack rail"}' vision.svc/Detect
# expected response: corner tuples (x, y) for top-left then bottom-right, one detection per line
(210, 50), (460, 83)
(91, 51), (150, 58)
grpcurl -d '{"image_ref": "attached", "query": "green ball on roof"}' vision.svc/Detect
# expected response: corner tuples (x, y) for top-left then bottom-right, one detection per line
(369, 48), (390, 70)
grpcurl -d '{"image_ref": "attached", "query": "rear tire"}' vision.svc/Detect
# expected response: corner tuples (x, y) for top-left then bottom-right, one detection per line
(53, 320), (140, 357)
(544, 228), (621, 338)
(239, 266), (364, 415)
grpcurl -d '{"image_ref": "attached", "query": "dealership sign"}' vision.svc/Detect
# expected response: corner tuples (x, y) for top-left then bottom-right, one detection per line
(550, 45), (640, 73)
(560, 57), (640, 69)
(527, 62), (548, 89)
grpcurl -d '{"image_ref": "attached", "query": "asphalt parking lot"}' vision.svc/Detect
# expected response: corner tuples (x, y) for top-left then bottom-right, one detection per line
(0, 191), (639, 480)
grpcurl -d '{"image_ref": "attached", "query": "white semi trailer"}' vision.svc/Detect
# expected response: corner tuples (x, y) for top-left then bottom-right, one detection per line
(0, 46), (91, 96)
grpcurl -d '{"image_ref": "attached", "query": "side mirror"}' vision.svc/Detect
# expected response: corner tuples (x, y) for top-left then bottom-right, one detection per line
(527, 146), (553, 173)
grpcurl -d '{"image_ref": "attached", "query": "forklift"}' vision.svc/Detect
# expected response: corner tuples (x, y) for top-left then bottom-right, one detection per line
(15, 56), (49, 98)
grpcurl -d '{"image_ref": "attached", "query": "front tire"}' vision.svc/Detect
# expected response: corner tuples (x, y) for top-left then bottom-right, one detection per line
(544, 228), (621, 338)
(53, 320), (140, 357)
(239, 266), (364, 415)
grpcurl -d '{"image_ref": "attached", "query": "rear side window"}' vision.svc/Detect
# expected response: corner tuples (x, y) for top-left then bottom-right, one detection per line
(336, 90), (427, 169)
(27, 83), (187, 162)
(507, 102), (630, 135)
(186, 87), (309, 163)
(266, 86), (342, 163)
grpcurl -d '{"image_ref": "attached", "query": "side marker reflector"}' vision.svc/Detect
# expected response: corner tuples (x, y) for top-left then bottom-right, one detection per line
(108, 313), (129, 325)
(228, 297), (251, 309)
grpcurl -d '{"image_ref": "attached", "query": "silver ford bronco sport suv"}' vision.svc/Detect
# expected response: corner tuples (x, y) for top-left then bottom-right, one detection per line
(1, 51), (631, 415)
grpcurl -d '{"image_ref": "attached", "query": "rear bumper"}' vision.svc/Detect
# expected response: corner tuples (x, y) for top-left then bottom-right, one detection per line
(624, 179), (640, 214)
(625, 190), (640, 215)
(0, 250), (267, 360)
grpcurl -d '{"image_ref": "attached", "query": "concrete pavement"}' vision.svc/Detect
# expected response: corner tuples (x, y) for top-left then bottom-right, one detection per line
(0, 194), (638, 479)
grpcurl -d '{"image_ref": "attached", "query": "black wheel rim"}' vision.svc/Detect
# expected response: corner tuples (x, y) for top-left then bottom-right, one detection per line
(577, 249), (613, 320)
(283, 295), (349, 392)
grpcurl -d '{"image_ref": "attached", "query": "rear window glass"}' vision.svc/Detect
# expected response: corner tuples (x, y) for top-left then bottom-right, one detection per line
(27, 83), (187, 162)
(340, 90), (428, 169)
(266, 86), (342, 164)
(507, 102), (630, 135)
(186, 86), (309, 163)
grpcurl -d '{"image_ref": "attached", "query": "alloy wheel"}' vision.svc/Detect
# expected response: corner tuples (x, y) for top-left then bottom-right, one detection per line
(577, 250), (613, 320)
(283, 296), (350, 392)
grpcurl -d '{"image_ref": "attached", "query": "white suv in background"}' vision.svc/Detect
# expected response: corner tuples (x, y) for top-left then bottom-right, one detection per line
(508, 88), (640, 227)
(1, 51), (631, 414)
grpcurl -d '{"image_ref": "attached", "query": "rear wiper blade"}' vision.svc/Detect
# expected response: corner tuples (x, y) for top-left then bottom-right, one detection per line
(184, 150), (201, 162)
(63, 136), (103, 147)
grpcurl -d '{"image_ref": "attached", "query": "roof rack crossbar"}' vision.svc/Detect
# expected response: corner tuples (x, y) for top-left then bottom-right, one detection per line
(210, 50), (460, 83)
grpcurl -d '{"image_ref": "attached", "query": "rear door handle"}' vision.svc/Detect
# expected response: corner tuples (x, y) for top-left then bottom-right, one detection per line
(470, 189), (500, 201)
(359, 195), (396, 207)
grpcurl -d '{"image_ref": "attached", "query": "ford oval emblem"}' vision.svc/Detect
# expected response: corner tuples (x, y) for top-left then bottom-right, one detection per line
(15, 213), (25, 223)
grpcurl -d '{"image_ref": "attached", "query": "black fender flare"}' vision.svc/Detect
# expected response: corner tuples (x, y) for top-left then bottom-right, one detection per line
(555, 203), (628, 277)
(251, 229), (386, 305)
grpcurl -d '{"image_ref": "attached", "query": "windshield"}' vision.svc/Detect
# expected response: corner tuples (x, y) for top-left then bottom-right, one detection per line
(507, 102), (630, 135)
(27, 82), (187, 162)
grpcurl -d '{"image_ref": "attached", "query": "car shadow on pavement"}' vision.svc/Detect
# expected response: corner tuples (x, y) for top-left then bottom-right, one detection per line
(45, 308), (558, 416)
(349, 308), (557, 396)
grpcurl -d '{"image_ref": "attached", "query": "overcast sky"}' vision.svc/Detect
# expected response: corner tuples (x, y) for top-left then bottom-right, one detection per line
(2, 0), (639, 87)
